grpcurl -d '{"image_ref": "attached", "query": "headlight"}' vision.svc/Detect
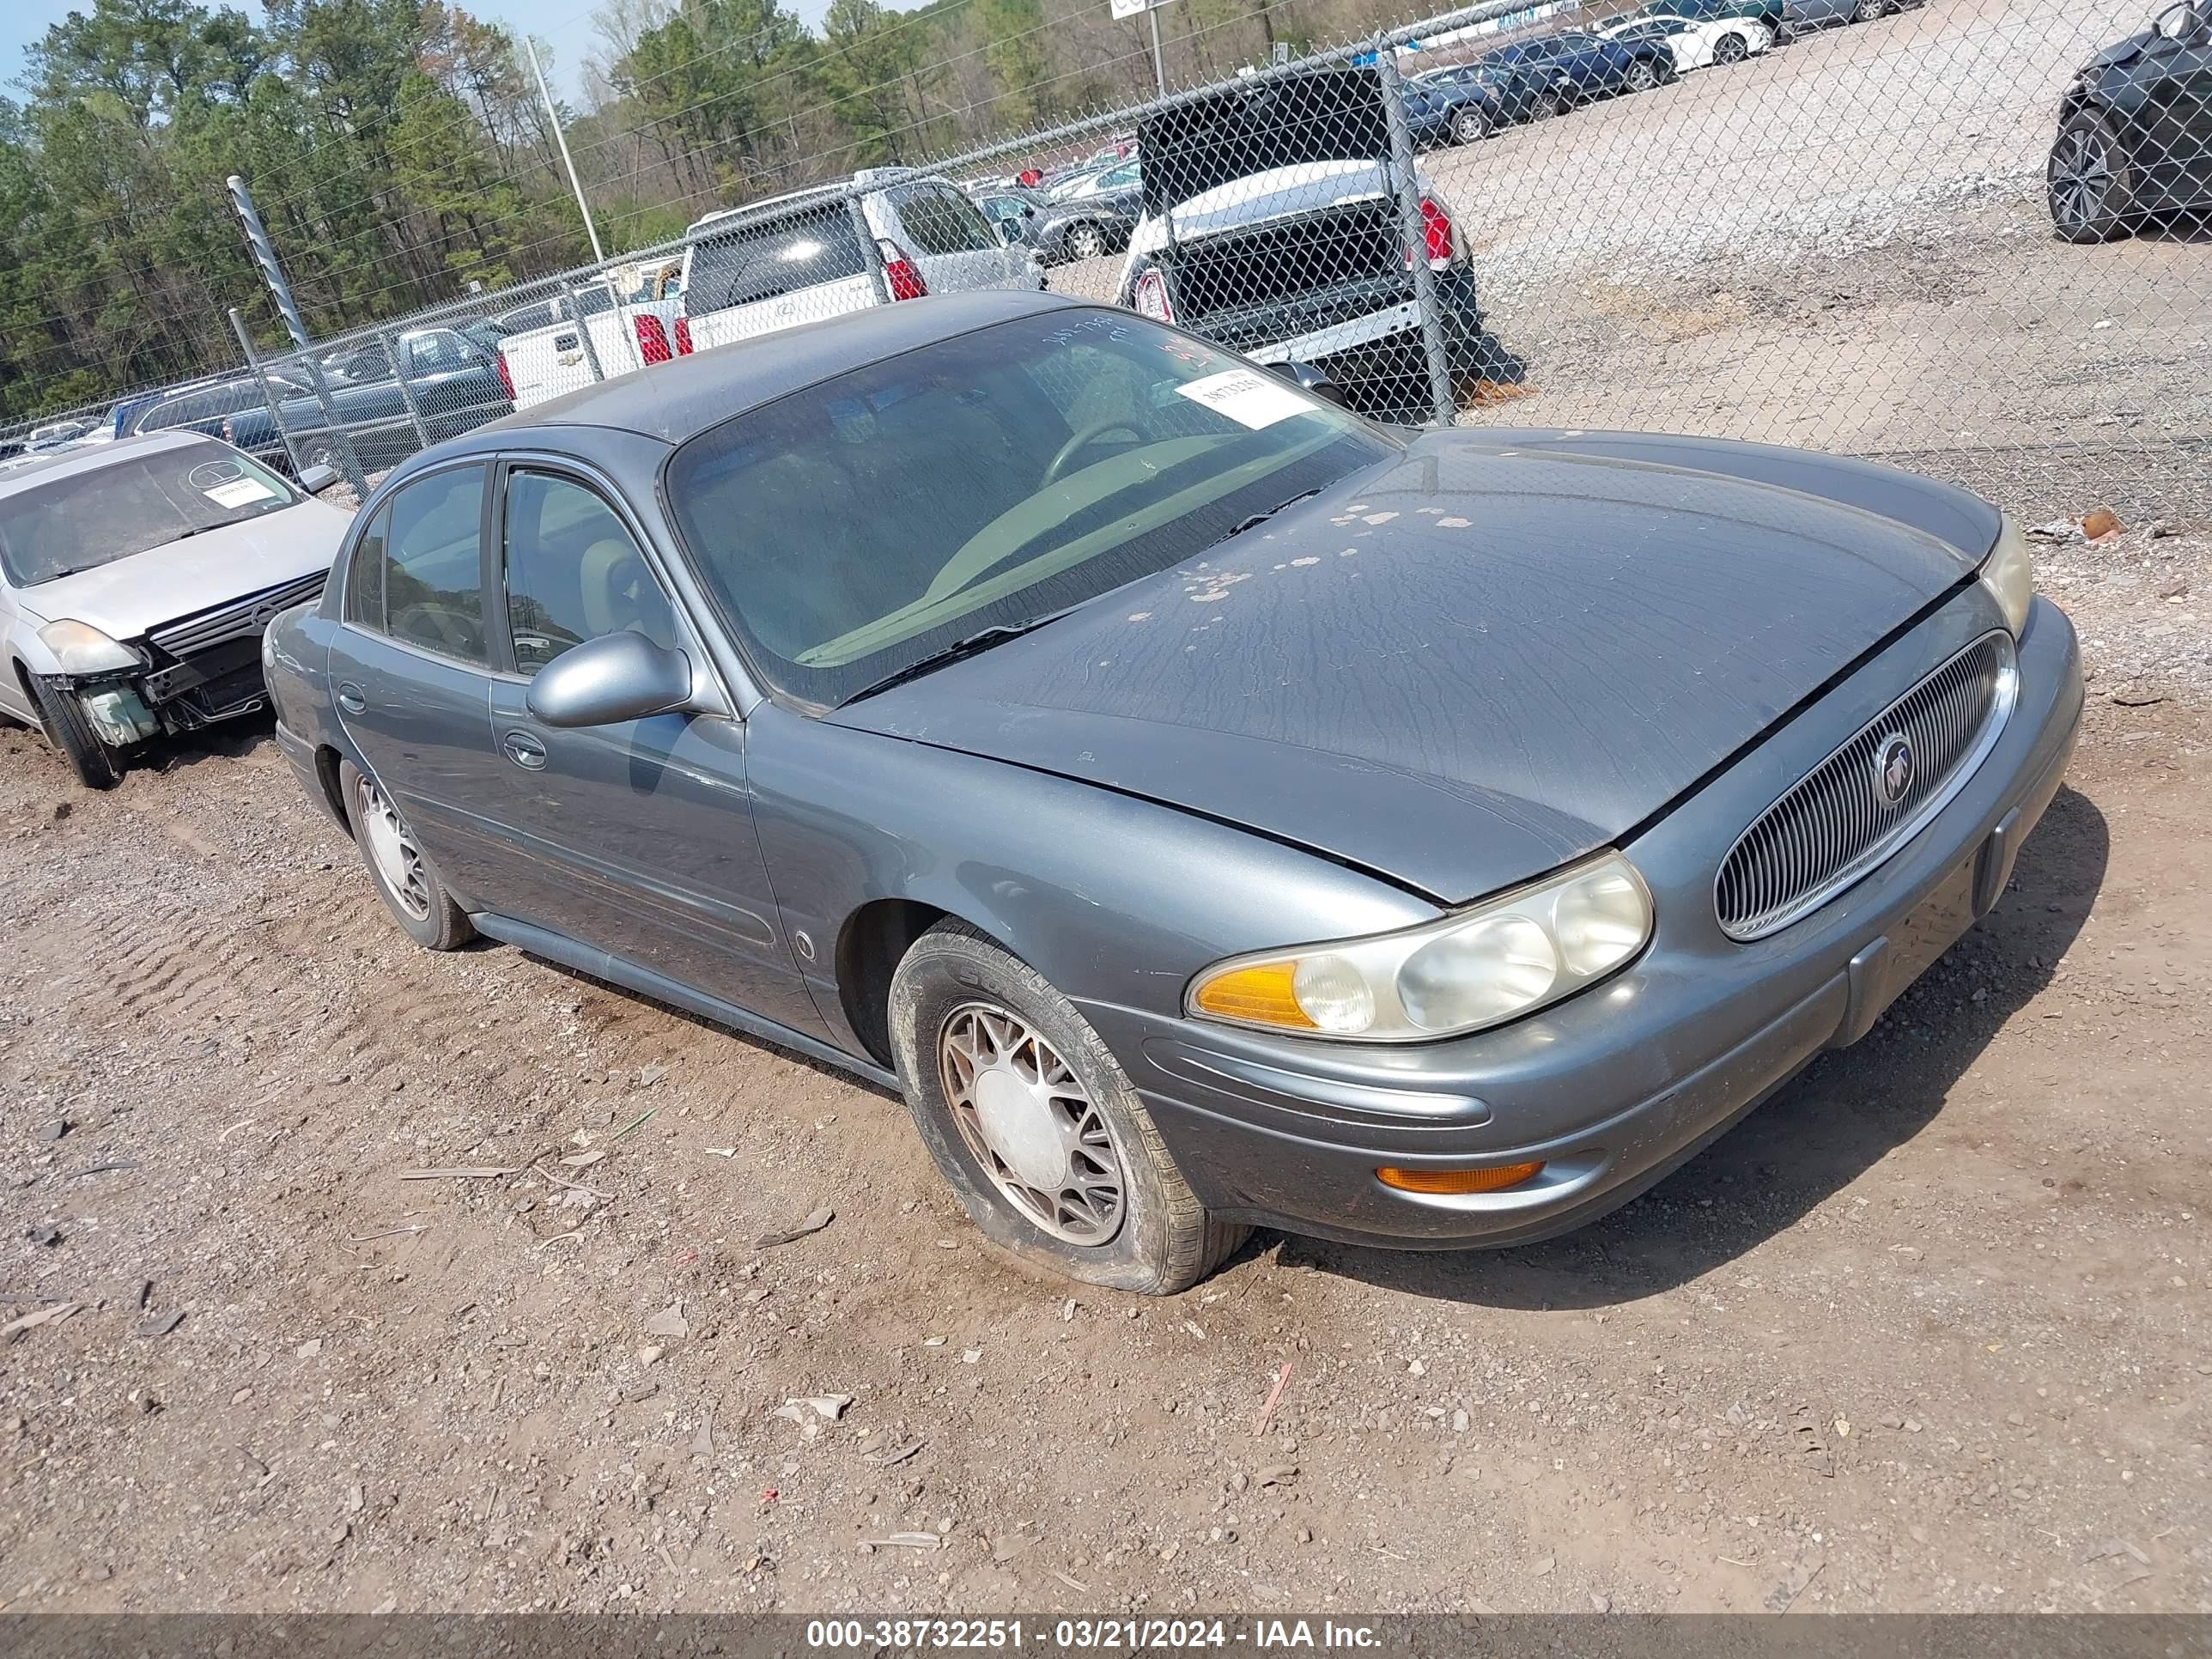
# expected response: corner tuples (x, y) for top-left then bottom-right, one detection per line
(36, 619), (142, 675)
(1978, 514), (2033, 636)
(1187, 853), (1653, 1042)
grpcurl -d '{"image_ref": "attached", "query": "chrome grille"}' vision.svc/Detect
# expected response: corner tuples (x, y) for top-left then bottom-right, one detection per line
(1715, 631), (2017, 942)
(147, 572), (325, 659)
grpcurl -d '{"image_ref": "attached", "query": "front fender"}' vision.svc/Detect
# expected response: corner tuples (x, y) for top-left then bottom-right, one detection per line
(743, 704), (1438, 1036)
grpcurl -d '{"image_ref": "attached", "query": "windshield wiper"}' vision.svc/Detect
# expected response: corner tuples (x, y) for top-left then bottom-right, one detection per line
(1203, 488), (1322, 552)
(841, 605), (1084, 704)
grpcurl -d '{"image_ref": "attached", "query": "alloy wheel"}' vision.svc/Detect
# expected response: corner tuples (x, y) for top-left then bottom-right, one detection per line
(939, 1001), (1124, 1245)
(1453, 108), (1489, 144)
(356, 775), (432, 921)
(2049, 127), (2110, 236)
(1626, 59), (1659, 91)
(1715, 33), (1747, 63)
(1068, 222), (1104, 260)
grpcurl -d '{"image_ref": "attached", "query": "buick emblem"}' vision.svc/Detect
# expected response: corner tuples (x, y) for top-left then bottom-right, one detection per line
(1873, 732), (1915, 809)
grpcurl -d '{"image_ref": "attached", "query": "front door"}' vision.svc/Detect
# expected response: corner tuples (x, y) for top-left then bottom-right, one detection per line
(481, 464), (824, 1039)
(327, 460), (516, 911)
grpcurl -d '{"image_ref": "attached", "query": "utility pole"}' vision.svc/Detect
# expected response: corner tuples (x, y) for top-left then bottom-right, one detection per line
(526, 35), (607, 268)
(1147, 4), (1166, 96)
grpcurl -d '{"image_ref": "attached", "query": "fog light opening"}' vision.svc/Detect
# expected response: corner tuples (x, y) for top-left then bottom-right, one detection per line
(1376, 1160), (1546, 1196)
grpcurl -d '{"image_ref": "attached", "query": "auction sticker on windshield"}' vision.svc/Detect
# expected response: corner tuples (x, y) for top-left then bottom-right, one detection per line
(1175, 368), (1310, 430)
(202, 476), (278, 508)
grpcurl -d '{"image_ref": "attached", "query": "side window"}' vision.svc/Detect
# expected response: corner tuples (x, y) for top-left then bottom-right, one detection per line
(897, 186), (997, 256)
(407, 332), (467, 375)
(343, 505), (392, 632)
(501, 471), (678, 678)
(382, 465), (489, 663)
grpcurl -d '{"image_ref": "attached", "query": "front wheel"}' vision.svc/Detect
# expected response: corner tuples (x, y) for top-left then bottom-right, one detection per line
(1528, 88), (1565, 121)
(1065, 221), (1106, 261)
(1624, 58), (1662, 92)
(29, 677), (124, 791)
(339, 757), (475, 951)
(2048, 110), (2135, 243)
(1451, 106), (1492, 144)
(1853, 0), (1891, 19)
(889, 922), (1246, 1294)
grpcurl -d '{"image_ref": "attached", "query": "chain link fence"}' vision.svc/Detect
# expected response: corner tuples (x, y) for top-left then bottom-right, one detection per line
(6, 0), (2206, 527)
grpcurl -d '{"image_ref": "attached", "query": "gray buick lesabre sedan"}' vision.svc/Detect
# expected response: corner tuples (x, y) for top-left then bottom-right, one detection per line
(263, 289), (2081, 1293)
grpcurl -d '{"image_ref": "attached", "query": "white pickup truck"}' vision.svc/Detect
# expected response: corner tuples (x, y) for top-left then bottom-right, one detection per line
(493, 265), (689, 413)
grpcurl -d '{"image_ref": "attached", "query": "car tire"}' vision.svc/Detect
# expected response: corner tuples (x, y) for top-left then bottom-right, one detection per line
(338, 757), (475, 951)
(1451, 106), (1492, 144)
(1066, 221), (1106, 260)
(1625, 58), (1661, 92)
(1853, 0), (1890, 18)
(2047, 109), (2136, 243)
(889, 921), (1247, 1295)
(29, 676), (124, 791)
(1529, 88), (1564, 121)
(1714, 32), (1749, 63)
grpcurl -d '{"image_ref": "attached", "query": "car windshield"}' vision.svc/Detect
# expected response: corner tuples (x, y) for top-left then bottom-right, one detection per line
(0, 441), (299, 587)
(665, 312), (1397, 709)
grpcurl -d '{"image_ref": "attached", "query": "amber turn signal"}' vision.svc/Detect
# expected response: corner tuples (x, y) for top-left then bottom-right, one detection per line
(1376, 1161), (1545, 1195)
(1188, 961), (1317, 1030)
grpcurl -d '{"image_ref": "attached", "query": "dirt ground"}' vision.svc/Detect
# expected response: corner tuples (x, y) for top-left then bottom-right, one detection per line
(2, 560), (2209, 1618)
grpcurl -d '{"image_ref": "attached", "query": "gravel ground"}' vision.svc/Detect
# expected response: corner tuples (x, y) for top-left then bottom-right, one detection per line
(1050, 0), (2212, 521)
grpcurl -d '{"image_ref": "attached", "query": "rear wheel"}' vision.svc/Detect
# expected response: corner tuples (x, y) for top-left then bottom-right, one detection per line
(339, 757), (474, 951)
(1529, 88), (1565, 121)
(2048, 109), (2136, 243)
(1713, 31), (1749, 63)
(889, 921), (1246, 1294)
(28, 677), (123, 791)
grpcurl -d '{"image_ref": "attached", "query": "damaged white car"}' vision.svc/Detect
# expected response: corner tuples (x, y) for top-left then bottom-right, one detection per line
(0, 432), (351, 790)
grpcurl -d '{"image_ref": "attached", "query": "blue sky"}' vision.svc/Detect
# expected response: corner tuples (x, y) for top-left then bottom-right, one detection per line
(0, 0), (844, 107)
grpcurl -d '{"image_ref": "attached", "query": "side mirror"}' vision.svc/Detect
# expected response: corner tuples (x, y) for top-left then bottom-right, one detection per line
(526, 631), (696, 728)
(994, 221), (1024, 248)
(296, 463), (341, 494)
(1267, 360), (1348, 407)
(1023, 203), (1037, 217)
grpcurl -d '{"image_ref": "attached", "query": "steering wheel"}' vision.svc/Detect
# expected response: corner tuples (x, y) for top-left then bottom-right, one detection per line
(1043, 417), (1146, 485)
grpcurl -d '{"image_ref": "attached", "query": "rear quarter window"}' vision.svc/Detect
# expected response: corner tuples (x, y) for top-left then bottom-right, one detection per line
(896, 186), (998, 256)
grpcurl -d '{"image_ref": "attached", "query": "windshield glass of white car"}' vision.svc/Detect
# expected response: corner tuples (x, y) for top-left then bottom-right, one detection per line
(665, 312), (1394, 708)
(0, 441), (299, 587)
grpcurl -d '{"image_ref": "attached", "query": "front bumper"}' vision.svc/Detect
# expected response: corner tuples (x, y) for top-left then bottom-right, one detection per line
(1079, 592), (2083, 1249)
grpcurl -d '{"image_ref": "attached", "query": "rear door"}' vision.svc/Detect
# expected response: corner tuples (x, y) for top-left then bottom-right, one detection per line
(887, 182), (1032, 291)
(405, 329), (503, 444)
(326, 460), (517, 911)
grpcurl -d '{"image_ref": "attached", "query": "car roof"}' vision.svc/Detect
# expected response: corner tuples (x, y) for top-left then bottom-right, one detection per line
(0, 429), (214, 497)
(477, 289), (1082, 447)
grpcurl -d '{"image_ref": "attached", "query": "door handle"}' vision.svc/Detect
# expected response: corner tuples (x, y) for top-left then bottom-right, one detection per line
(502, 730), (548, 770)
(336, 682), (367, 714)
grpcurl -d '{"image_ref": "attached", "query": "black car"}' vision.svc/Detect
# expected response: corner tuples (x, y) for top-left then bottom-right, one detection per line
(2048, 1), (2212, 241)
(1469, 31), (1678, 125)
(121, 369), (313, 442)
(973, 173), (1142, 264)
(1636, 0), (1785, 32)
(1404, 64), (1510, 145)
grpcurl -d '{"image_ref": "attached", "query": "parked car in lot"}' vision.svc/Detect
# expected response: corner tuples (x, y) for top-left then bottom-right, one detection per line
(1115, 68), (1492, 415)
(972, 179), (1143, 264)
(1633, 0), (1785, 31)
(678, 171), (1042, 358)
(1403, 64), (1512, 146)
(2047, 1), (2212, 241)
(1, 433), (349, 788)
(221, 325), (514, 475)
(1601, 11), (1774, 70)
(264, 289), (2080, 1291)
(1782, 0), (1923, 33)
(492, 270), (690, 413)
(1469, 30), (1680, 122)
(121, 370), (312, 442)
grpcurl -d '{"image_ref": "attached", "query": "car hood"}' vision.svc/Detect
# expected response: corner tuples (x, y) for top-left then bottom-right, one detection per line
(15, 498), (352, 641)
(2079, 27), (2156, 74)
(830, 428), (1990, 903)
